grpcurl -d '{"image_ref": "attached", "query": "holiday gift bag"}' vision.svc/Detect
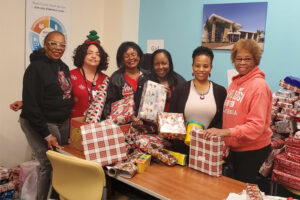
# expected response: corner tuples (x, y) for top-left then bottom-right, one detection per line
(189, 126), (225, 177)
(81, 119), (128, 166)
(157, 112), (186, 140)
(109, 94), (135, 125)
(138, 80), (166, 122)
(69, 116), (87, 151)
(85, 77), (109, 123)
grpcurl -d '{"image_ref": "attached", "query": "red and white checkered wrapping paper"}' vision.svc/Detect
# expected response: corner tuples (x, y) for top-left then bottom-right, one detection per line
(138, 80), (166, 122)
(81, 119), (128, 166)
(158, 112), (186, 140)
(189, 126), (225, 177)
(85, 77), (109, 123)
(110, 95), (135, 125)
(273, 153), (300, 178)
(0, 167), (9, 181)
(272, 169), (300, 191)
(279, 80), (300, 94)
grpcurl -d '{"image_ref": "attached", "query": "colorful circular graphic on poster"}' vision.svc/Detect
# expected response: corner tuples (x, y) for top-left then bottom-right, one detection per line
(29, 16), (67, 51)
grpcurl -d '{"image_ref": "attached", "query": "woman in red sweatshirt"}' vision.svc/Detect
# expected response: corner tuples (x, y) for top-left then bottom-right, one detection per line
(204, 39), (272, 183)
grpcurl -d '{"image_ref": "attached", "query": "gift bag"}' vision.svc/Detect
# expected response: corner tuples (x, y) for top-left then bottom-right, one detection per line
(189, 126), (225, 177)
(138, 80), (166, 122)
(85, 77), (109, 123)
(69, 116), (87, 151)
(81, 119), (128, 166)
(157, 112), (186, 140)
(109, 95), (135, 125)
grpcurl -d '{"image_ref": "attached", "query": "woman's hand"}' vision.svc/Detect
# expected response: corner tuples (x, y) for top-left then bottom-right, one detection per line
(203, 128), (230, 139)
(10, 101), (23, 111)
(45, 135), (63, 150)
(164, 86), (171, 100)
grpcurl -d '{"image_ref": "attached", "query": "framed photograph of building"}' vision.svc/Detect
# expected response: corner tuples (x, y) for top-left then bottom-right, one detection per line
(201, 2), (268, 50)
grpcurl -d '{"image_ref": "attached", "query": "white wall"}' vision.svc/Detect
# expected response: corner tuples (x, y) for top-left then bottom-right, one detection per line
(0, 0), (140, 168)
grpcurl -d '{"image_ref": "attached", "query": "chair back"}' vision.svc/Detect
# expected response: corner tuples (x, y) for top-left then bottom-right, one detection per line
(46, 150), (106, 200)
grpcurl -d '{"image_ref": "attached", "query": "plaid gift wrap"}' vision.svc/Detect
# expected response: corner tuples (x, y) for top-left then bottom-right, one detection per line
(110, 95), (135, 125)
(85, 77), (109, 123)
(279, 80), (300, 94)
(189, 126), (225, 177)
(138, 80), (166, 122)
(0, 167), (9, 181)
(81, 119), (128, 166)
(157, 112), (186, 140)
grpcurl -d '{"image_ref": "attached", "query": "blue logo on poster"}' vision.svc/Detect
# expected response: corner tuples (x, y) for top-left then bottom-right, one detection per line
(29, 16), (66, 51)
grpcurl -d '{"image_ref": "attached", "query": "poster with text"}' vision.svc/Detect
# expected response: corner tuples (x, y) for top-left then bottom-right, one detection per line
(26, 0), (70, 67)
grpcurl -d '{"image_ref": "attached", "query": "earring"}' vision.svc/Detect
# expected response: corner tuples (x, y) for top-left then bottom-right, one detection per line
(209, 73), (211, 77)
(192, 72), (194, 76)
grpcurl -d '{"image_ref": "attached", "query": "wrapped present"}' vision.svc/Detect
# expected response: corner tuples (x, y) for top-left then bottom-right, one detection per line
(285, 137), (300, 148)
(272, 95), (277, 105)
(110, 95), (135, 125)
(149, 147), (177, 166)
(185, 121), (205, 146)
(259, 147), (284, 177)
(164, 149), (187, 166)
(277, 101), (294, 109)
(276, 113), (293, 121)
(246, 184), (263, 200)
(281, 108), (297, 116)
(295, 131), (300, 139)
(70, 116), (87, 151)
(157, 112), (186, 140)
(275, 88), (296, 98)
(138, 80), (166, 122)
(135, 134), (167, 151)
(136, 154), (151, 173)
(0, 190), (15, 200)
(272, 169), (300, 190)
(284, 76), (300, 88)
(273, 93), (298, 104)
(279, 80), (300, 94)
(273, 153), (300, 178)
(287, 152), (300, 163)
(81, 119), (128, 166)
(0, 181), (15, 193)
(189, 125), (225, 177)
(271, 138), (285, 149)
(0, 167), (9, 181)
(295, 100), (300, 112)
(275, 120), (293, 134)
(286, 145), (300, 155)
(85, 77), (109, 123)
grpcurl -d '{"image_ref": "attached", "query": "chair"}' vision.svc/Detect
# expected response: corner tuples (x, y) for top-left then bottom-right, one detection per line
(46, 150), (106, 200)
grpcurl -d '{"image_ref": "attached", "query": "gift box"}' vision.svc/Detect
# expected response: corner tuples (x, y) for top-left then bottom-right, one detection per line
(85, 77), (109, 123)
(273, 153), (300, 178)
(275, 88), (295, 98)
(285, 137), (300, 148)
(70, 116), (87, 151)
(271, 138), (285, 149)
(277, 101), (294, 109)
(81, 119), (128, 166)
(295, 100), (300, 112)
(281, 108), (297, 116)
(110, 95), (135, 125)
(189, 126), (225, 177)
(136, 154), (151, 173)
(164, 149), (187, 166)
(285, 145), (300, 155)
(0, 167), (9, 181)
(157, 112), (186, 140)
(286, 152), (300, 163)
(0, 181), (15, 193)
(272, 169), (300, 190)
(276, 113), (293, 121)
(246, 184), (263, 200)
(273, 93), (298, 104)
(275, 120), (293, 134)
(279, 80), (300, 94)
(138, 80), (166, 122)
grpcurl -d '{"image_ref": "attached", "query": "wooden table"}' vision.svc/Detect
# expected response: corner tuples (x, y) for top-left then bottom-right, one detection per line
(60, 145), (246, 200)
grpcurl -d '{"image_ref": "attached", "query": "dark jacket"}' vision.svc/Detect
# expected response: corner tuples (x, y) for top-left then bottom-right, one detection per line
(168, 80), (227, 155)
(103, 67), (150, 119)
(20, 49), (74, 138)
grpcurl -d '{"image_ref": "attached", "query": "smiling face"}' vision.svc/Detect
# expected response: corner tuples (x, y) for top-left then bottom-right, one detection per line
(153, 52), (170, 79)
(84, 44), (100, 68)
(44, 32), (66, 61)
(234, 49), (255, 76)
(123, 47), (140, 69)
(192, 55), (212, 82)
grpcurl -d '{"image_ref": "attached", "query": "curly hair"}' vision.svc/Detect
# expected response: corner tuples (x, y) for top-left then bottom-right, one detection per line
(116, 41), (143, 68)
(231, 39), (262, 66)
(73, 43), (109, 71)
(192, 46), (214, 64)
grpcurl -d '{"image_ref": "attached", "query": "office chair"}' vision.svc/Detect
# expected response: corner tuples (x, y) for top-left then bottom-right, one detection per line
(46, 150), (107, 200)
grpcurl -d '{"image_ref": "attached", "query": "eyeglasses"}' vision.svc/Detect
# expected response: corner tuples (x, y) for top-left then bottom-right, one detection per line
(47, 41), (66, 49)
(235, 57), (253, 63)
(124, 53), (138, 60)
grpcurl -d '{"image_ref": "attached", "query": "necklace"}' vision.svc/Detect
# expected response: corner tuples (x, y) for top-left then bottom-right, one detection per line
(81, 68), (97, 104)
(193, 80), (210, 100)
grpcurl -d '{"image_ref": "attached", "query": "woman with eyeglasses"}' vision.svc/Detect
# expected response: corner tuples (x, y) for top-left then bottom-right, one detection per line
(102, 41), (149, 120)
(70, 30), (109, 118)
(203, 39), (272, 184)
(168, 46), (227, 155)
(19, 31), (73, 200)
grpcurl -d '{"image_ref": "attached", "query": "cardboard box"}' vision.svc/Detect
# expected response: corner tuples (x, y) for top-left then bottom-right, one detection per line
(136, 154), (151, 173)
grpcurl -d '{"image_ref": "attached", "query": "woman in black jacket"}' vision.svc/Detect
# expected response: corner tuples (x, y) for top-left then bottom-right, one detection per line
(169, 46), (227, 155)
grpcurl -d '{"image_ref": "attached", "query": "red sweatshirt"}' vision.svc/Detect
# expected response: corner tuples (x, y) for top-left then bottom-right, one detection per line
(223, 67), (272, 152)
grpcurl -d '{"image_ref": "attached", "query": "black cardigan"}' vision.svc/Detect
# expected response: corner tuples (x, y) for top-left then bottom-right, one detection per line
(168, 80), (227, 155)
